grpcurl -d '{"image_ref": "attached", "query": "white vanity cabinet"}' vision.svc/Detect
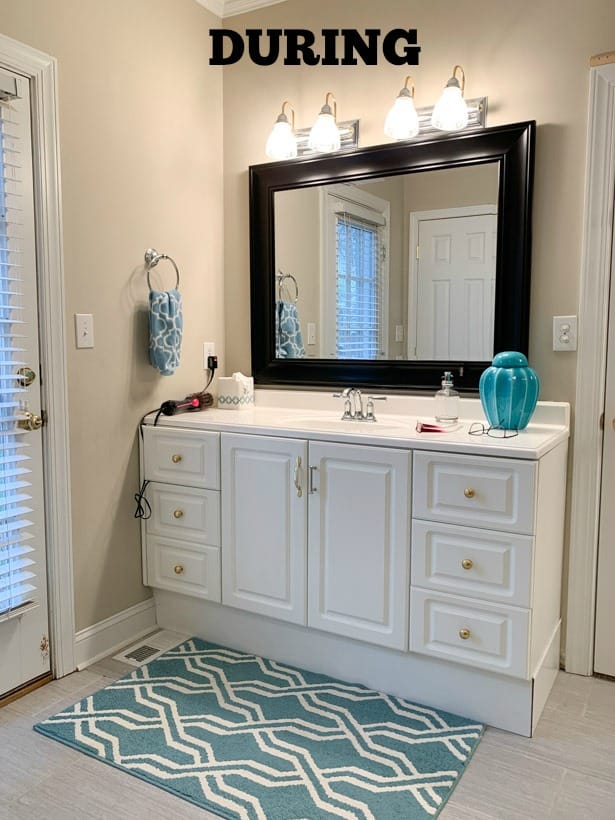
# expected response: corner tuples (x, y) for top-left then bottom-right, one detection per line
(221, 433), (307, 625)
(219, 433), (411, 649)
(140, 397), (569, 736)
(410, 448), (567, 698)
(307, 441), (410, 649)
(141, 426), (222, 602)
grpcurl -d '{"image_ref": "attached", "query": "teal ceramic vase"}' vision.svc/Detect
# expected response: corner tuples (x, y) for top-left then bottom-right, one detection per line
(479, 351), (540, 430)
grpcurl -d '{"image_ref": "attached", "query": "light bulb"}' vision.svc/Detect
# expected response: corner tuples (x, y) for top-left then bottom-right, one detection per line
(265, 116), (297, 160)
(384, 89), (420, 140)
(431, 80), (469, 131)
(308, 101), (341, 153)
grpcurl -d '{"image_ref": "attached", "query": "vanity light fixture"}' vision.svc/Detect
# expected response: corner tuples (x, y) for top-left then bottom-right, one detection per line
(431, 65), (470, 131)
(308, 92), (341, 153)
(265, 100), (298, 161)
(384, 75), (420, 140)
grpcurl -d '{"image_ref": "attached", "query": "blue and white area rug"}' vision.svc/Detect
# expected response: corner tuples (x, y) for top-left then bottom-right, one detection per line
(34, 638), (483, 819)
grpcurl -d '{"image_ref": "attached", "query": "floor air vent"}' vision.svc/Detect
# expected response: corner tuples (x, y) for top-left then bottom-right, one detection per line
(114, 630), (189, 667)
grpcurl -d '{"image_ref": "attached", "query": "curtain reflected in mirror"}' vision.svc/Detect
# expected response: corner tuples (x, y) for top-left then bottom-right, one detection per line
(274, 163), (499, 362)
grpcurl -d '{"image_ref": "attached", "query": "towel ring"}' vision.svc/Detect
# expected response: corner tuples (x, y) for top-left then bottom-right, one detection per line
(144, 248), (180, 291)
(277, 271), (299, 303)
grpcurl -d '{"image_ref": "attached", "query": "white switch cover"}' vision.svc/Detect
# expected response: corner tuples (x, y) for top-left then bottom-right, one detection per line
(395, 325), (404, 342)
(75, 313), (94, 348)
(307, 322), (316, 346)
(553, 315), (577, 351)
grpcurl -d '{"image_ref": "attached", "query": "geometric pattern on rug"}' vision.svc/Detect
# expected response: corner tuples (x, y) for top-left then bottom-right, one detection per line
(34, 638), (484, 819)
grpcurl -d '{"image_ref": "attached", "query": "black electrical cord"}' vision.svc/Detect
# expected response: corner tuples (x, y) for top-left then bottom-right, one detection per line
(135, 361), (218, 518)
(134, 479), (151, 519)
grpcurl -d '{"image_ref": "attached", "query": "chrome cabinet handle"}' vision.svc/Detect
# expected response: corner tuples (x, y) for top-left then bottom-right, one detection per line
(294, 456), (303, 498)
(308, 465), (318, 494)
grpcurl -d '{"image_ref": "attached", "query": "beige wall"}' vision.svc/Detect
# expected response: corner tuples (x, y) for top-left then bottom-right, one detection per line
(223, 0), (615, 411)
(0, 0), (224, 631)
(275, 187), (320, 355)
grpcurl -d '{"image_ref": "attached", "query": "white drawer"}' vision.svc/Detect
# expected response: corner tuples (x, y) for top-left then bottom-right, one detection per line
(143, 426), (220, 489)
(146, 535), (221, 601)
(413, 451), (536, 534)
(412, 521), (533, 607)
(410, 588), (530, 678)
(145, 483), (220, 546)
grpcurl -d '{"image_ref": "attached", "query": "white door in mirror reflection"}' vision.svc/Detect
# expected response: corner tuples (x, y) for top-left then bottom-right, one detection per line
(410, 207), (497, 361)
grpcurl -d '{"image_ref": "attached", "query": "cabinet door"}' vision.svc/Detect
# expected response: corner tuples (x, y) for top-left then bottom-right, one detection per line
(308, 442), (411, 649)
(221, 433), (307, 624)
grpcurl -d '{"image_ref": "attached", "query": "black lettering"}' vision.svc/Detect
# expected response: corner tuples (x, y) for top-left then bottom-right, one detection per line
(246, 29), (281, 67)
(341, 29), (380, 66)
(382, 29), (421, 66)
(209, 29), (245, 65)
(321, 29), (340, 66)
(284, 29), (319, 66)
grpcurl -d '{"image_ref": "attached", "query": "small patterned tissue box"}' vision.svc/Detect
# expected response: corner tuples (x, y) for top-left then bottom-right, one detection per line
(217, 375), (254, 410)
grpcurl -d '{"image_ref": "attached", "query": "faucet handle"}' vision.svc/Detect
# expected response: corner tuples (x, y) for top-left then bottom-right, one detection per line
(365, 395), (387, 422)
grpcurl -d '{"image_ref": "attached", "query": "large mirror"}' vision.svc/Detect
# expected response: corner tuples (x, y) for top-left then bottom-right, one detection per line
(250, 121), (535, 391)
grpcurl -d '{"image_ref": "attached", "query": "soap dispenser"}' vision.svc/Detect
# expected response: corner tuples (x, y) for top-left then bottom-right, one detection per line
(434, 371), (459, 423)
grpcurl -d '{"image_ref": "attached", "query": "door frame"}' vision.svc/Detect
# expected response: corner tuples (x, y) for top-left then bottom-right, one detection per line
(0, 34), (75, 677)
(566, 55), (615, 675)
(407, 205), (497, 359)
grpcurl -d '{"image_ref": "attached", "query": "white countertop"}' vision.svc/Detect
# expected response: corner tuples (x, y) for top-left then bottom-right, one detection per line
(143, 390), (570, 460)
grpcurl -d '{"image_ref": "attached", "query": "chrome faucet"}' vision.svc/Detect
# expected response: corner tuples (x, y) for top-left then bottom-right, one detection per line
(333, 388), (386, 421)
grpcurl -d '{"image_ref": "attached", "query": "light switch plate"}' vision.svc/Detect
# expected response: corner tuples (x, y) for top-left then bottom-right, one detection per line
(307, 322), (316, 346)
(75, 313), (94, 348)
(553, 315), (577, 351)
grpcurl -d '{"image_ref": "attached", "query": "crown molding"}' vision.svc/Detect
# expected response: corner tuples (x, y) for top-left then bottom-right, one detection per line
(195, 0), (288, 19)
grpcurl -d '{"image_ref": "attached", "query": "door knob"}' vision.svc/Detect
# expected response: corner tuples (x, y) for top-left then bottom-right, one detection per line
(17, 411), (44, 431)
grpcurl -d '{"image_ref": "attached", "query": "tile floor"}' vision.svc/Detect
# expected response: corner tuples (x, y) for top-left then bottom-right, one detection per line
(1, 657), (614, 819)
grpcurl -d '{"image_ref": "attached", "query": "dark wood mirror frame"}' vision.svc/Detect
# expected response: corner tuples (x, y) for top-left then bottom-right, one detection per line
(249, 120), (535, 392)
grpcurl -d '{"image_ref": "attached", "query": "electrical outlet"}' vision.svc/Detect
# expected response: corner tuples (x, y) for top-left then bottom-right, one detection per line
(553, 316), (577, 351)
(307, 322), (316, 346)
(203, 342), (215, 369)
(395, 325), (404, 343)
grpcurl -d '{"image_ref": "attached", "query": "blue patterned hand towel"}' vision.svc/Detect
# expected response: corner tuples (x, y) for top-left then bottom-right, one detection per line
(275, 300), (305, 359)
(149, 289), (183, 375)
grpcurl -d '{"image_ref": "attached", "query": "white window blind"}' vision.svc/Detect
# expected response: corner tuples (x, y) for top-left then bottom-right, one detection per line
(335, 212), (386, 359)
(0, 71), (37, 622)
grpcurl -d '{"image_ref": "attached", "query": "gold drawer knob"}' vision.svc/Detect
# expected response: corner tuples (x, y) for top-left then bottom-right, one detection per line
(174, 565), (184, 575)
(464, 487), (475, 499)
(459, 628), (471, 640)
(173, 509), (184, 519)
(461, 558), (474, 570)
(171, 454), (183, 464)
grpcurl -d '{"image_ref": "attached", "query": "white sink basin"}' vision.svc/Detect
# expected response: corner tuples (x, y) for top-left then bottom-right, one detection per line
(278, 414), (413, 435)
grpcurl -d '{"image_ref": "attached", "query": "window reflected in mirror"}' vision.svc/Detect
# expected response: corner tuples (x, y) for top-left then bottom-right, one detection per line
(274, 163), (499, 362)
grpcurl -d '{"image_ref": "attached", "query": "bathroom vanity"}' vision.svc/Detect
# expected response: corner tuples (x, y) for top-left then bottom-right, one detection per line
(139, 390), (569, 736)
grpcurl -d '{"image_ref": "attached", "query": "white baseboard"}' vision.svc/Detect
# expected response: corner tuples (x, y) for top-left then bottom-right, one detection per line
(73, 598), (157, 671)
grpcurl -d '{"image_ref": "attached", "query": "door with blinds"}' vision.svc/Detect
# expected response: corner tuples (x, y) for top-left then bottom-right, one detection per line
(322, 186), (390, 359)
(0, 69), (51, 696)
